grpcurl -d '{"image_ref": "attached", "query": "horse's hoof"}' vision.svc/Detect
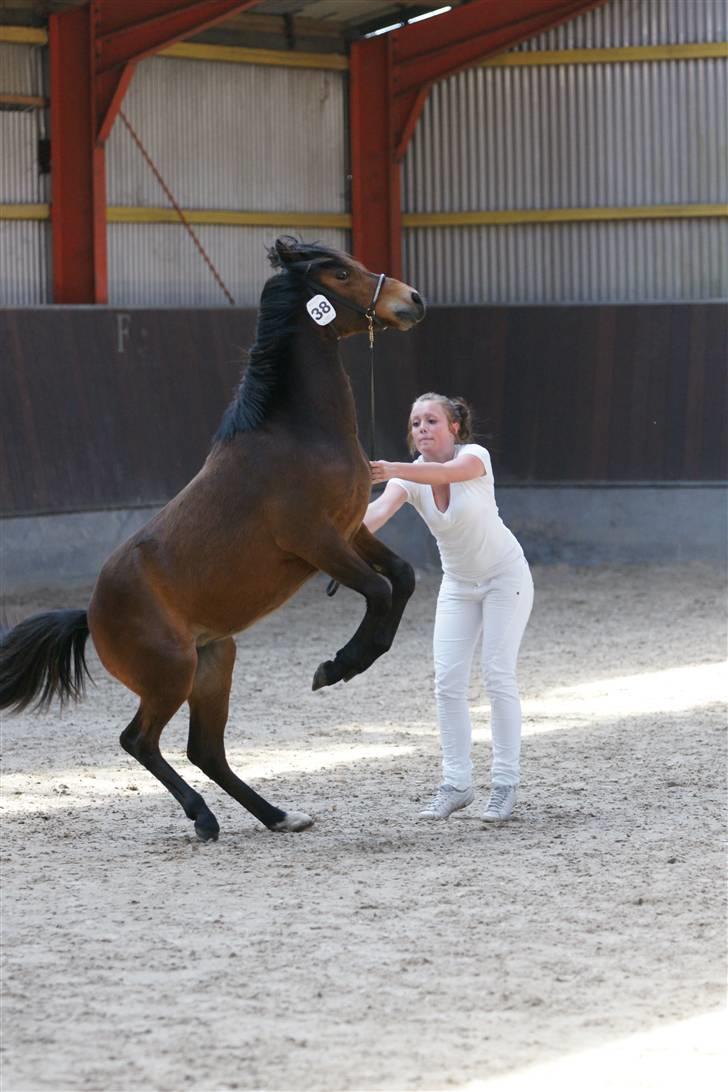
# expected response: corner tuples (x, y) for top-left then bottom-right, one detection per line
(270, 811), (314, 832)
(194, 813), (220, 842)
(312, 657), (356, 690)
(312, 660), (337, 690)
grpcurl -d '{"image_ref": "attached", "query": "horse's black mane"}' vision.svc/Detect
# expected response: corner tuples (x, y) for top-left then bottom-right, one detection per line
(213, 239), (345, 444)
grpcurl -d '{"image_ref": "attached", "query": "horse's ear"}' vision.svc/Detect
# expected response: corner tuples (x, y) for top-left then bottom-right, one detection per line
(268, 235), (300, 270)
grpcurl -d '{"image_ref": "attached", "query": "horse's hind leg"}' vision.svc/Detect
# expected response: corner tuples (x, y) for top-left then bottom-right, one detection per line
(186, 638), (313, 833)
(119, 648), (220, 841)
(121, 701), (221, 842)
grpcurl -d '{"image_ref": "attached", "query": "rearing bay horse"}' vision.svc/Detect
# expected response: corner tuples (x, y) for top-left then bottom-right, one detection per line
(0, 237), (425, 839)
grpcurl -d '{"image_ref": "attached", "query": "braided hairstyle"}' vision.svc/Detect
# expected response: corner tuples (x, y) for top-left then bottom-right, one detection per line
(407, 393), (474, 455)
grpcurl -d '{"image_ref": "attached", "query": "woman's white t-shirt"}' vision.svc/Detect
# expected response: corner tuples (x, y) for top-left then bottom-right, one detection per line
(390, 443), (523, 583)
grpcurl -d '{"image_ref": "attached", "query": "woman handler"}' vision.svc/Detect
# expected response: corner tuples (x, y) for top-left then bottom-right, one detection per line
(366, 393), (533, 822)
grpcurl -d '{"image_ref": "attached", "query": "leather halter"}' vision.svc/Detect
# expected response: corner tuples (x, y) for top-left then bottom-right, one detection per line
(304, 267), (386, 340)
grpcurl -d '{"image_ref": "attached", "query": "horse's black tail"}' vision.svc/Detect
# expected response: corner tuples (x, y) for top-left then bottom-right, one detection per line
(0, 610), (92, 714)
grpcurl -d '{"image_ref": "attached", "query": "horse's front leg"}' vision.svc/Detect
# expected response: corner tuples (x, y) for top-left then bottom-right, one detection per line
(281, 526), (398, 689)
(352, 524), (415, 650)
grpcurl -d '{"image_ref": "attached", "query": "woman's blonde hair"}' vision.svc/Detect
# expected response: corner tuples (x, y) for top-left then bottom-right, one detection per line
(407, 393), (474, 454)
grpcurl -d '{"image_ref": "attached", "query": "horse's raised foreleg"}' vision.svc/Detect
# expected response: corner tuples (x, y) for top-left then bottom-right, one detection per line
(282, 526), (401, 689)
(352, 524), (415, 649)
(186, 638), (313, 833)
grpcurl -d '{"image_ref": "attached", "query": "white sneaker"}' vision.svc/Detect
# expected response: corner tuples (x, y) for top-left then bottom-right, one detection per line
(419, 784), (475, 820)
(483, 785), (517, 822)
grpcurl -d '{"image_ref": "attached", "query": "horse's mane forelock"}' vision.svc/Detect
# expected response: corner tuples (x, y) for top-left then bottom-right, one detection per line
(267, 236), (345, 275)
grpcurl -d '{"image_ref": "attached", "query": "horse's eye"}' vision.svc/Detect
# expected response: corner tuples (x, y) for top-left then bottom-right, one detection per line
(335, 271), (349, 281)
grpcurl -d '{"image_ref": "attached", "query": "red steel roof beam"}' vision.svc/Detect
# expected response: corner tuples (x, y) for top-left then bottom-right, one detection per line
(391, 0), (608, 157)
(393, 0), (601, 84)
(95, 0), (259, 75)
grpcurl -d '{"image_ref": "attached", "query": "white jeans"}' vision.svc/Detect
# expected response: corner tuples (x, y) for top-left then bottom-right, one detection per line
(433, 555), (533, 789)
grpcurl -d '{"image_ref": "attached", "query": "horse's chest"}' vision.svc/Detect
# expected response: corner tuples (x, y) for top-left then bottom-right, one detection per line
(327, 457), (370, 529)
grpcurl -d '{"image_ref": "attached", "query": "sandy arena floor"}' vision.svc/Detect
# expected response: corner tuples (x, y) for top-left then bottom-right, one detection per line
(1, 562), (726, 1092)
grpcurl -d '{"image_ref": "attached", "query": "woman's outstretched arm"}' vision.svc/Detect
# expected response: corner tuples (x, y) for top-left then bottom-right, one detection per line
(363, 481), (408, 533)
(370, 452), (484, 487)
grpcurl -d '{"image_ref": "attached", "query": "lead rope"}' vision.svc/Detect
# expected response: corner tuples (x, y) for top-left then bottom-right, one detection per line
(325, 307), (379, 599)
(368, 312), (376, 461)
(363, 272), (385, 464)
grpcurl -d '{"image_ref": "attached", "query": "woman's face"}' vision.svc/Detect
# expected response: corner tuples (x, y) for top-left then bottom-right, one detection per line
(409, 400), (459, 460)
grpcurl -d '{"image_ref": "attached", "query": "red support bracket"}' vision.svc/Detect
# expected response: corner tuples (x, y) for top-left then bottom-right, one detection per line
(50, 0), (258, 303)
(350, 0), (607, 278)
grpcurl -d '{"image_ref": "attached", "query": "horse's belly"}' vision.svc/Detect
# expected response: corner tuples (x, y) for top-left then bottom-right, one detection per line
(195, 558), (316, 639)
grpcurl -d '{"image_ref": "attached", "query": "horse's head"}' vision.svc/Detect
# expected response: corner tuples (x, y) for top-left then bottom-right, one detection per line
(268, 237), (426, 336)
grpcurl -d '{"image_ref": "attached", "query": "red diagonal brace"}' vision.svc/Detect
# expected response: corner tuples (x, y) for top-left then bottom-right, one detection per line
(350, 0), (607, 278)
(393, 0), (599, 92)
(50, 0), (258, 303)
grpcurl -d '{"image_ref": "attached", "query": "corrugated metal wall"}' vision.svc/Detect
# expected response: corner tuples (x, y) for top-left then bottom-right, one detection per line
(402, 0), (728, 304)
(514, 0), (728, 48)
(2, 0), (727, 307)
(105, 56), (349, 305)
(405, 61), (727, 211)
(107, 223), (350, 306)
(404, 220), (727, 305)
(0, 43), (50, 304)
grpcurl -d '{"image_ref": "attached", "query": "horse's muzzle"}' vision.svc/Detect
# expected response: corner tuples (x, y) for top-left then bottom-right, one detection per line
(393, 291), (426, 329)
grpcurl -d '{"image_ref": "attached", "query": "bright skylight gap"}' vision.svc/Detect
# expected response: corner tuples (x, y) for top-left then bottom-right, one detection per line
(363, 5), (453, 39)
(364, 21), (404, 38)
(407, 5), (452, 24)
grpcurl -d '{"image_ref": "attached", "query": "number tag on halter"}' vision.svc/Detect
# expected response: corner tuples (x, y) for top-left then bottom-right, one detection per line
(306, 294), (336, 326)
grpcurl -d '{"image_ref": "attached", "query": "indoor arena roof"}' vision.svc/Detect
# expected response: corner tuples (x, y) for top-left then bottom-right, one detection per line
(0, 1), (466, 50)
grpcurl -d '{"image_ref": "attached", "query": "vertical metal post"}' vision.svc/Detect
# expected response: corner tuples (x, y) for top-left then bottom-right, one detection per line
(350, 35), (402, 280)
(49, 5), (106, 303)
